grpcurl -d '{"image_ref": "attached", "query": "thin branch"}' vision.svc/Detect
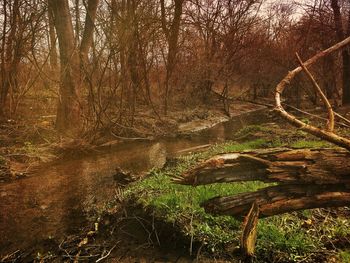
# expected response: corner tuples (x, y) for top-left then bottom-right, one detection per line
(296, 52), (334, 132)
(95, 244), (117, 263)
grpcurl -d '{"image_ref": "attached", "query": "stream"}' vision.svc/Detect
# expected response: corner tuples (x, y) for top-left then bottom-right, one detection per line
(0, 109), (269, 255)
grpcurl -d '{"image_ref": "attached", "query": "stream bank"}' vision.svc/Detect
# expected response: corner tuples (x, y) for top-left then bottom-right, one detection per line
(0, 104), (268, 260)
(0, 102), (265, 183)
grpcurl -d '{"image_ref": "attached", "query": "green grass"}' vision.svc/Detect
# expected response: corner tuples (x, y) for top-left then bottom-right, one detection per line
(125, 139), (271, 251)
(339, 250), (350, 263)
(290, 139), (331, 149)
(127, 170), (266, 249)
(123, 125), (350, 261)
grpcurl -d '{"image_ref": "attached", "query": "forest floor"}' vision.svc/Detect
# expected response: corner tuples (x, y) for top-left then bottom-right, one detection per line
(2, 101), (350, 262)
(5, 118), (349, 262)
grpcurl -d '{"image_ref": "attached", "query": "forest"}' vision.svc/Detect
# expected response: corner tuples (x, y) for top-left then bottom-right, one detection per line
(1, 0), (350, 262)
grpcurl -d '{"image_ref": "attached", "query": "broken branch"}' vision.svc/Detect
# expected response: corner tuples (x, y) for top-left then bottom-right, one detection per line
(296, 52), (335, 132)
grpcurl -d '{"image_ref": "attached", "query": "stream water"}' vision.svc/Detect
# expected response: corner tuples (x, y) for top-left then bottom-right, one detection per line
(0, 109), (269, 255)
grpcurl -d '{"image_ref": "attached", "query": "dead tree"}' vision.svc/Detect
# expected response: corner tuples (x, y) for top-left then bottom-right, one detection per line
(174, 36), (350, 256)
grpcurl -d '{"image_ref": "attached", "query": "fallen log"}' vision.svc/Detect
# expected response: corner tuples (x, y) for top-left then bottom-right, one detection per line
(202, 183), (350, 218)
(174, 148), (350, 217)
(174, 148), (350, 186)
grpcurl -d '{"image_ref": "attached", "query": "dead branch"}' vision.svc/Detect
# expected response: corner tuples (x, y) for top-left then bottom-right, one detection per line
(275, 37), (350, 151)
(174, 149), (350, 186)
(296, 53), (334, 132)
(241, 202), (259, 257)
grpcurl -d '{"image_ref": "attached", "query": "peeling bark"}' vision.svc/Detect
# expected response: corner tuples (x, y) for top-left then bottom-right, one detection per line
(176, 149), (350, 186)
(202, 183), (350, 218)
(174, 148), (350, 218)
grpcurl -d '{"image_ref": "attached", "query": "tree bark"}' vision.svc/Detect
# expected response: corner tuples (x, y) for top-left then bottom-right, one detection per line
(331, 0), (350, 104)
(176, 149), (350, 186)
(0, 0), (19, 116)
(80, 0), (99, 66)
(161, 0), (184, 114)
(241, 202), (259, 257)
(203, 183), (350, 218)
(48, 0), (58, 70)
(49, 0), (82, 134)
(175, 148), (350, 218)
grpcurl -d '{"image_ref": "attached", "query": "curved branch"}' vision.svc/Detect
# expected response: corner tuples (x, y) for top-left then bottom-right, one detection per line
(275, 37), (350, 151)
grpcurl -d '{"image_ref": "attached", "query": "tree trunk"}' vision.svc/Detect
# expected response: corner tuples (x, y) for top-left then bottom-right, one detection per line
(48, 0), (58, 70)
(177, 149), (350, 186)
(127, 0), (139, 126)
(331, 0), (350, 104)
(49, 0), (82, 135)
(80, 0), (99, 66)
(0, 0), (19, 117)
(161, 0), (184, 114)
(203, 183), (350, 218)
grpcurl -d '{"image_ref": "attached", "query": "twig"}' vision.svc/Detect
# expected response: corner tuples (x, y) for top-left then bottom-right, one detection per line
(152, 213), (161, 247)
(96, 244), (119, 263)
(95, 244), (117, 263)
(110, 131), (152, 141)
(189, 212), (194, 256)
(1, 250), (20, 262)
(334, 112), (350, 126)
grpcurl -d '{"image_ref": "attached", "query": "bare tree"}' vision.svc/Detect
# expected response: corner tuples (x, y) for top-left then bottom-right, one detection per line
(160, 0), (184, 114)
(0, 0), (20, 116)
(80, 0), (99, 66)
(49, 0), (81, 134)
(330, 0), (350, 104)
(48, 0), (99, 135)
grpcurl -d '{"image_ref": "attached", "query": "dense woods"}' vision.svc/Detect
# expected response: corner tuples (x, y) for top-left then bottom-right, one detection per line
(1, 0), (350, 137)
(2, 0), (350, 262)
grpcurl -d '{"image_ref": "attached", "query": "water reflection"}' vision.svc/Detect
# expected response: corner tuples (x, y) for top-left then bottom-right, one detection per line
(0, 109), (269, 254)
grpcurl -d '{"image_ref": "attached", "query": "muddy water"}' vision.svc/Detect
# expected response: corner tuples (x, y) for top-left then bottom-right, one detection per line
(0, 110), (269, 255)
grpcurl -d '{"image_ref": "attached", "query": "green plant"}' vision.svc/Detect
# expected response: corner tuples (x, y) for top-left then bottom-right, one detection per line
(123, 131), (350, 261)
(290, 140), (331, 149)
(339, 250), (350, 263)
